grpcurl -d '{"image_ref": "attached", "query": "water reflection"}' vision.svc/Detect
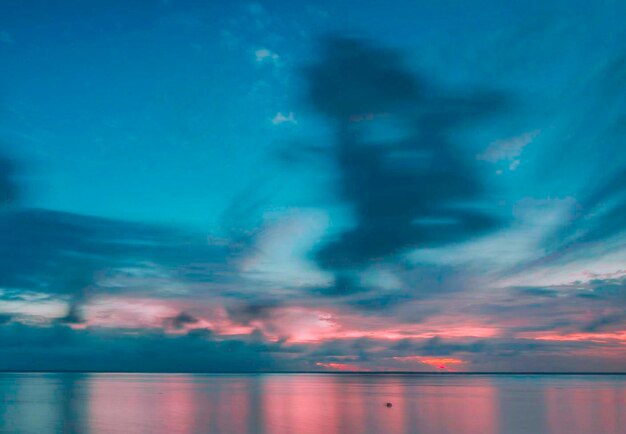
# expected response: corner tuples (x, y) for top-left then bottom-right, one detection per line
(0, 374), (625, 434)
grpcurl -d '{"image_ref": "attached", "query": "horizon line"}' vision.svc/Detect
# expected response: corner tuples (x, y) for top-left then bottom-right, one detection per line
(1, 370), (625, 375)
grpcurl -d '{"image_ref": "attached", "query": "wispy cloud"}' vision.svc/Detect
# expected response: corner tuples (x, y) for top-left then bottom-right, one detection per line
(270, 111), (297, 125)
(255, 48), (280, 64)
(478, 130), (539, 164)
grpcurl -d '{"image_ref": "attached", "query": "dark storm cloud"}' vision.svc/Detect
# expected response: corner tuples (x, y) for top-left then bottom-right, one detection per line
(0, 202), (271, 339)
(514, 286), (560, 298)
(300, 37), (509, 295)
(580, 275), (626, 301)
(306, 264), (457, 315)
(226, 299), (282, 325)
(164, 311), (199, 330)
(0, 208), (238, 298)
(408, 336), (488, 356)
(0, 322), (302, 372)
(346, 292), (412, 311)
(56, 302), (86, 325)
(467, 275), (626, 337)
(0, 137), (270, 302)
(580, 313), (626, 333)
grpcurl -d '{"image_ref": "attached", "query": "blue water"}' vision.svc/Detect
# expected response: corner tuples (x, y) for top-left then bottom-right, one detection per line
(0, 373), (625, 434)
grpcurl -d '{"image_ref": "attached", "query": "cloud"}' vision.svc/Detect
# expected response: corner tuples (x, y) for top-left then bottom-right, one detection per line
(164, 311), (199, 330)
(0, 322), (299, 372)
(255, 48), (279, 64)
(0, 209), (236, 297)
(271, 111), (297, 125)
(226, 299), (282, 326)
(477, 130), (539, 163)
(57, 302), (85, 325)
(0, 197), (265, 333)
(298, 37), (509, 296)
(515, 52), (626, 270)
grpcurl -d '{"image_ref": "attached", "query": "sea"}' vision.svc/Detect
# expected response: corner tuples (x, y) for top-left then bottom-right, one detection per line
(0, 373), (625, 434)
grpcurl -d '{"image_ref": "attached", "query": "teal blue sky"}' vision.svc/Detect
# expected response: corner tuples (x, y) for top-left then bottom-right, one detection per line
(3, 0), (623, 229)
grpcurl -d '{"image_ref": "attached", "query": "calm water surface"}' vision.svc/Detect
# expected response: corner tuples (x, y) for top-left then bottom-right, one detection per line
(0, 373), (625, 434)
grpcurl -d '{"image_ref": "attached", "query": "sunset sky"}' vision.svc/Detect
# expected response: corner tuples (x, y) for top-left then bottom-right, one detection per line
(1, 0), (626, 372)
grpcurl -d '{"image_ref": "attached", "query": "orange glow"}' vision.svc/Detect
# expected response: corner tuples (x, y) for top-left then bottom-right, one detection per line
(315, 362), (371, 372)
(215, 324), (256, 336)
(531, 331), (626, 343)
(285, 325), (499, 343)
(393, 356), (466, 370)
(74, 299), (503, 351)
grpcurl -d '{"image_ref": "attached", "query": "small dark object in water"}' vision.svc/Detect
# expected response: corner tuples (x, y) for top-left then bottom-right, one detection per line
(386, 402), (392, 408)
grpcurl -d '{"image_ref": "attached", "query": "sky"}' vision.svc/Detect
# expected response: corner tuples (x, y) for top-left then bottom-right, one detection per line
(1, 0), (626, 372)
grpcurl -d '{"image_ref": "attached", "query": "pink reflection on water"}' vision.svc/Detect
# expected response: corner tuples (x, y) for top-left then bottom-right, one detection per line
(158, 378), (195, 434)
(406, 378), (499, 434)
(67, 374), (626, 434)
(260, 375), (498, 434)
(545, 382), (626, 434)
(263, 376), (342, 434)
(87, 374), (257, 434)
